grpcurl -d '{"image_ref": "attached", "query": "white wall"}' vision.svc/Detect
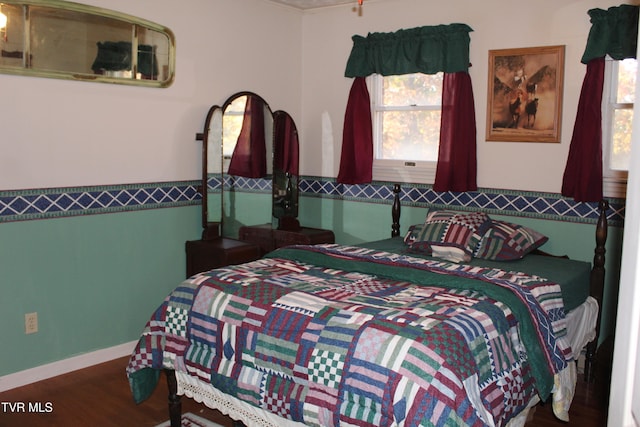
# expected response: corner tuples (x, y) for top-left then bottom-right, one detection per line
(0, 0), (302, 191)
(298, 0), (636, 193)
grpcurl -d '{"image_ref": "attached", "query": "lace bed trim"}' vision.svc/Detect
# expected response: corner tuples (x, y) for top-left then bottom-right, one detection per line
(175, 371), (305, 427)
(174, 368), (569, 426)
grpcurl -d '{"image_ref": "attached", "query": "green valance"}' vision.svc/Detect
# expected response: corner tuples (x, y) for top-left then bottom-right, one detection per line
(344, 23), (473, 77)
(581, 4), (639, 63)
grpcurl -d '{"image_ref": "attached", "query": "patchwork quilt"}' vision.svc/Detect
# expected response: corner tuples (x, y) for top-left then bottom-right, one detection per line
(127, 244), (572, 427)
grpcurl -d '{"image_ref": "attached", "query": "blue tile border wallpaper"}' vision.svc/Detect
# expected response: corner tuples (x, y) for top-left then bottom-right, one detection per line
(1, 177), (625, 227)
(298, 177), (625, 227)
(0, 181), (201, 223)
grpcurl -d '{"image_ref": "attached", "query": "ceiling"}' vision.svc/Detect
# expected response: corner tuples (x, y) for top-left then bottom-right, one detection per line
(268, 0), (358, 10)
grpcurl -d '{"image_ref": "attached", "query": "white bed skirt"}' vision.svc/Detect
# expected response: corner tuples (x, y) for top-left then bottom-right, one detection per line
(565, 296), (599, 360)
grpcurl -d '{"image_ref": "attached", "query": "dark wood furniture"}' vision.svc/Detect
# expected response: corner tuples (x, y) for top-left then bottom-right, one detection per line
(585, 199), (610, 383)
(185, 238), (260, 278)
(238, 223), (335, 256)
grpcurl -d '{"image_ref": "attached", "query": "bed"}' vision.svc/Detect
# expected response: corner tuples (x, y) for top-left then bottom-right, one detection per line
(127, 185), (608, 427)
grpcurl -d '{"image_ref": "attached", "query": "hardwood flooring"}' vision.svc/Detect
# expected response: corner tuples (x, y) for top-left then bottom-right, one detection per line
(0, 356), (608, 427)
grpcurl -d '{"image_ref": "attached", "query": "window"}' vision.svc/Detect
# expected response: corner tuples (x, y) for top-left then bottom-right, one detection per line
(371, 73), (443, 183)
(602, 57), (636, 198)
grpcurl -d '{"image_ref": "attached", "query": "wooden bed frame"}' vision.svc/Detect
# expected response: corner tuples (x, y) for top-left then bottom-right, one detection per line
(164, 184), (609, 426)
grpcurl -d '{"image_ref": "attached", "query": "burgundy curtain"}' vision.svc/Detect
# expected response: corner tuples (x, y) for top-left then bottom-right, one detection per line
(561, 58), (605, 202)
(274, 113), (299, 176)
(341, 24), (474, 187)
(228, 96), (267, 178)
(337, 77), (373, 184)
(434, 72), (478, 192)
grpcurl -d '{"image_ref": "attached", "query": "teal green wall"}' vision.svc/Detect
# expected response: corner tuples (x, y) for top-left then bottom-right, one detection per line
(0, 206), (201, 376)
(299, 197), (395, 244)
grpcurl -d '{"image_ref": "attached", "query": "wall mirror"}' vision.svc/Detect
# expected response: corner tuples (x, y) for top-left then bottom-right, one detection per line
(197, 92), (301, 240)
(0, 0), (175, 87)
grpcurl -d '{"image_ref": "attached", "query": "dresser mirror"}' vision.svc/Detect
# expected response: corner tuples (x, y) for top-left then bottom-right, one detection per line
(221, 92), (273, 179)
(272, 110), (299, 229)
(196, 93), (330, 260)
(198, 91), (278, 239)
(0, 0), (175, 87)
(197, 104), (223, 238)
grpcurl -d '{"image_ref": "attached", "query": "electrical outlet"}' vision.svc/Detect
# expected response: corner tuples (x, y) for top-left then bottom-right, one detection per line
(25, 312), (38, 334)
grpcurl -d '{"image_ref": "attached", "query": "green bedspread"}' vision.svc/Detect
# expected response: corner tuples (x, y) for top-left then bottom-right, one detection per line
(359, 237), (591, 311)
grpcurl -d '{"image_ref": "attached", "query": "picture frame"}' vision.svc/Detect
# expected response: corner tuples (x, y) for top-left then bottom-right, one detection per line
(486, 45), (565, 143)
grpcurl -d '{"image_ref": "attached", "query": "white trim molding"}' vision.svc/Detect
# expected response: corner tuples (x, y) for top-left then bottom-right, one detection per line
(0, 341), (137, 393)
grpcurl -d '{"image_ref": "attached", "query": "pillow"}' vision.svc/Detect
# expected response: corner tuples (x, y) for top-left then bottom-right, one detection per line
(474, 220), (548, 261)
(403, 210), (491, 262)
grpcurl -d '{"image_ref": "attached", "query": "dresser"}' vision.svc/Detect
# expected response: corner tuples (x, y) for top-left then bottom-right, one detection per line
(185, 237), (261, 278)
(239, 224), (335, 256)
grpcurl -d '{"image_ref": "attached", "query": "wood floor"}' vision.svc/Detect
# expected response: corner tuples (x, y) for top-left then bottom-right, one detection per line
(0, 356), (609, 427)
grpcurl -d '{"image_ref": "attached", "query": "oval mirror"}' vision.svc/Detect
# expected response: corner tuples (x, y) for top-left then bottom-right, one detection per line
(0, 0), (175, 87)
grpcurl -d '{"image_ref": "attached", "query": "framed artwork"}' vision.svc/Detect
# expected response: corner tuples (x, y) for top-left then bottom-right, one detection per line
(486, 45), (565, 142)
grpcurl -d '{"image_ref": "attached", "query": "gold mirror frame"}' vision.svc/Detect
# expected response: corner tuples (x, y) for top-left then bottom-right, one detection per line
(0, 0), (175, 87)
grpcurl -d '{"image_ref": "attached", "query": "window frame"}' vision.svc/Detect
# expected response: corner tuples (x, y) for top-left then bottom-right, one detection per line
(601, 57), (633, 199)
(369, 73), (441, 184)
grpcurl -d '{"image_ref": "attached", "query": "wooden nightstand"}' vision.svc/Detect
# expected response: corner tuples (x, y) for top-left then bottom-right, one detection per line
(239, 224), (335, 256)
(185, 238), (261, 278)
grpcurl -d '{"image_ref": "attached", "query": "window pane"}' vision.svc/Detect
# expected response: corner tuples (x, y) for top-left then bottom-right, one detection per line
(611, 108), (633, 171)
(381, 110), (441, 161)
(383, 73), (443, 106)
(617, 58), (636, 103)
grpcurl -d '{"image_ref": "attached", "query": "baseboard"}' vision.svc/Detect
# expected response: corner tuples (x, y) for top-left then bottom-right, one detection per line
(0, 340), (137, 393)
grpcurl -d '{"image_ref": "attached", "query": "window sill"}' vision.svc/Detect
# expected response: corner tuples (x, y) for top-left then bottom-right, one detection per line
(603, 176), (627, 199)
(372, 161), (436, 184)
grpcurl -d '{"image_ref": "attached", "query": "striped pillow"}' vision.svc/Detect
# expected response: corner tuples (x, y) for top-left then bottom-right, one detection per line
(474, 220), (548, 260)
(404, 210), (491, 262)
